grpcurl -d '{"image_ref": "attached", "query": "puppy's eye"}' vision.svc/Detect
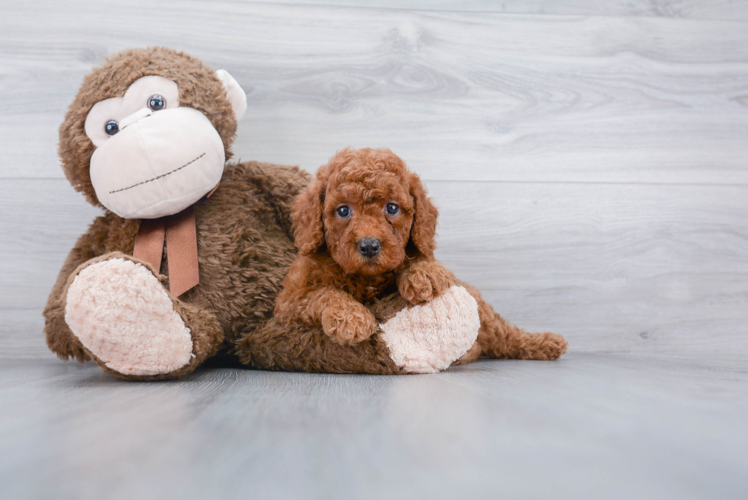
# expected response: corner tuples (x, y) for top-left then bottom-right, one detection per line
(147, 94), (166, 111)
(385, 203), (400, 216)
(336, 205), (351, 219)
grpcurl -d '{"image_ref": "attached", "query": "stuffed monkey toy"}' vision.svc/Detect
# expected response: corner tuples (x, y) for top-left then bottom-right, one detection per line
(45, 47), (485, 380)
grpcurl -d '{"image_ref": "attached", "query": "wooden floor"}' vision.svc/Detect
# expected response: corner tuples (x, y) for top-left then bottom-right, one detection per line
(1, 353), (747, 499)
(1, 0), (747, 498)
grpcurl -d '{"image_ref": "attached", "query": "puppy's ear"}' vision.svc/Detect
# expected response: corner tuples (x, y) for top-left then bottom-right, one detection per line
(408, 173), (438, 258)
(292, 177), (326, 255)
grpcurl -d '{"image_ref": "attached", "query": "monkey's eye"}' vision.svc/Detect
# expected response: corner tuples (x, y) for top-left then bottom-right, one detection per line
(147, 94), (166, 111)
(336, 205), (351, 219)
(385, 203), (400, 216)
(104, 120), (119, 136)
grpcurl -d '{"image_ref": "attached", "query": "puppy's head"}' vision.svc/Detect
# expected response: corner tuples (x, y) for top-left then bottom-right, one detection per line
(293, 148), (438, 276)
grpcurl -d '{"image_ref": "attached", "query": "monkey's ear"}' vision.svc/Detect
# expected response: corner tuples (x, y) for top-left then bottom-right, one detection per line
(215, 69), (247, 122)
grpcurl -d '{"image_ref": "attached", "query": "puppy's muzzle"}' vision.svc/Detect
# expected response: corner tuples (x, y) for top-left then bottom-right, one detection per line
(357, 238), (381, 258)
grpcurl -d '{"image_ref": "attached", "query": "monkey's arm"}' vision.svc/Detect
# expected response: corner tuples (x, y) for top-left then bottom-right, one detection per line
(43, 215), (113, 361)
(237, 161), (312, 238)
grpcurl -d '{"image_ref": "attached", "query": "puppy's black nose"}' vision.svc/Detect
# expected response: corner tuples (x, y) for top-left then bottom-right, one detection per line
(357, 238), (381, 258)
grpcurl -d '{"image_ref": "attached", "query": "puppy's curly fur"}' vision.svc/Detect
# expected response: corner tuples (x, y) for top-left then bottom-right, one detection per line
(270, 147), (568, 363)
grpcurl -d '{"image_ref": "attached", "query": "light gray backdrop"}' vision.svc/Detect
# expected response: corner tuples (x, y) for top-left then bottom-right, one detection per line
(3, 1), (748, 357)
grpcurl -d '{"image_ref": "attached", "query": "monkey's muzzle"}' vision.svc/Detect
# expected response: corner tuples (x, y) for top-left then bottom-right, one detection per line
(90, 107), (225, 219)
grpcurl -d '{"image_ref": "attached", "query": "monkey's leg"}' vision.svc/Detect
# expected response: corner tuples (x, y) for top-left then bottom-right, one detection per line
(62, 252), (223, 380)
(237, 285), (480, 374)
(458, 282), (568, 361)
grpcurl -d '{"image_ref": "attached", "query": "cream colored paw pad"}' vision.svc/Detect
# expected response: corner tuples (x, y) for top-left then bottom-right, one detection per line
(380, 286), (480, 373)
(65, 258), (193, 376)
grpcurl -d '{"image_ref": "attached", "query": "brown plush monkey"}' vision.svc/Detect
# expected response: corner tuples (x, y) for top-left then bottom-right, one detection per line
(43, 47), (312, 380)
(46, 47), (484, 380)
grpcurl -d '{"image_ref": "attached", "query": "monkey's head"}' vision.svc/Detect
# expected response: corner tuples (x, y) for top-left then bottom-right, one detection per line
(59, 47), (247, 219)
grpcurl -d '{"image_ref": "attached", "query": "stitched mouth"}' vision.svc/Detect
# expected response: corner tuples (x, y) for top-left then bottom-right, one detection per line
(109, 152), (206, 194)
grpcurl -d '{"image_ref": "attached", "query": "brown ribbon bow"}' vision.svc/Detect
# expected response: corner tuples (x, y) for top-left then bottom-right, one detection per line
(133, 207), (199, 297)
(131, 185), (218, 297)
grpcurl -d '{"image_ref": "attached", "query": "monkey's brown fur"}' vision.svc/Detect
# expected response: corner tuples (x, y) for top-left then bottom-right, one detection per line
(236, 148), (568, 373)
(44, 47), (312, 380)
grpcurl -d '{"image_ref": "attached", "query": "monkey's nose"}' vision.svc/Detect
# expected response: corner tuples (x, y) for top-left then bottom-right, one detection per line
(357, 238), (381, 258)
(119, 108), (153, 130)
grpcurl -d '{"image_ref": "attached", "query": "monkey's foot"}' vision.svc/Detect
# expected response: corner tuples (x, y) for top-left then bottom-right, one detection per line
(65, 257), (193, 377)
(380, 286), (480, 373)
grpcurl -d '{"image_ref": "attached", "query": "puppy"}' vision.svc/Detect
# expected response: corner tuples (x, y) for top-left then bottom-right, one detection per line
(274, 147), (568, 363)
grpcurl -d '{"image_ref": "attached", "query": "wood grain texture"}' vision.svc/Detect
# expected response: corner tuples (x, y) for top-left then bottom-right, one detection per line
(261, 0), (748, 21)
(0, 311), (53, 361)
(0, 180), (101, 312)
(1, 1), (747, 357)
(2, 1), (748, 185)
(1, 354), (746, 499)
(435, 182), (748, 355)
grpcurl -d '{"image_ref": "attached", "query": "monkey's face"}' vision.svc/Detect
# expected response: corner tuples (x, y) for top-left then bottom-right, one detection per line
(82, 73), (244, 219)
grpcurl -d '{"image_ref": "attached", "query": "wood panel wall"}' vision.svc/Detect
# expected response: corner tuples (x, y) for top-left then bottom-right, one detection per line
(2, 0), (747, 358)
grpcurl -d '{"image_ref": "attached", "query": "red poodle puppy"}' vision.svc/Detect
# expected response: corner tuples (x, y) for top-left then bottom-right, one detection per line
(270, 147), (567, 367)
(275, 147), (453, 345)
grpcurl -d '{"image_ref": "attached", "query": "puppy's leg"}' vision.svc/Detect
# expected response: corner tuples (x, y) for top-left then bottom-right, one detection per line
(303, 288), (379, 345)
(459, 282), (568, 361)
(397, 260), (454, 304)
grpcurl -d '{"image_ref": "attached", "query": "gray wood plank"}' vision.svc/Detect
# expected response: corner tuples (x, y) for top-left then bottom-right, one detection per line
(3, 1), (748, 184)
(0, 353), (746, 499)
(435, 182), (748, 355)
(3, 178), (746, 356)
(0, 310), (53, 360)
(261, 0), (748, 22)
(0, 180), (101, 311)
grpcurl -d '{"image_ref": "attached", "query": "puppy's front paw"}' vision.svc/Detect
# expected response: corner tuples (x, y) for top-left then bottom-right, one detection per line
(321, 304), (378, 345)
(398, 261), (454, 304)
